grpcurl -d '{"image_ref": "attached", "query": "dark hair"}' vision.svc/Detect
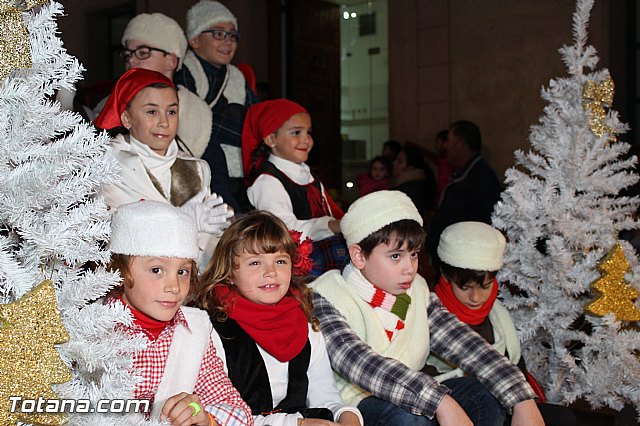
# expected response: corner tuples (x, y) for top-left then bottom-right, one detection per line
(439, 262), (497, 288)
(197, 210), (318, 329)
(449, 120), (482, 153)
(383, 140), (402, 157)
(358, 219), (425, 257)
(399, 143), (426, 170)
(369, 155), (391, 177)
(436, 129), (448, 142)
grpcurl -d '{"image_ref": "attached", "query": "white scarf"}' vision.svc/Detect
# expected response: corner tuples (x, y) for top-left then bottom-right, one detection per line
(129, 137), (178, 198)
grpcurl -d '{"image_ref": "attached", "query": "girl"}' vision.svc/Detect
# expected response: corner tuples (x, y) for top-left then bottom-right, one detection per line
(197, 210), (363, 426)
(355, 156), (391, 197)
(94, 68), (233, 272)
(107, 200), (251, 425)
(426, 221), (577, 426)
(241, 99), (346, 276)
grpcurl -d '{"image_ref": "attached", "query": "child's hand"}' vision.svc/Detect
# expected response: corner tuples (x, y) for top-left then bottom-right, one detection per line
(510, 399), (544, 426)
(328, 219), (340, 234)
(182, 194), (233, 235)
(160, 392), (212, 426)
(435, 395), (473, 426)
(337, 411), (362, 426)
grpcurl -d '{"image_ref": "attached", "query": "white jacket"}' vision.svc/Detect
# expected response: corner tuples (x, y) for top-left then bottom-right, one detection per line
(100, 134), (218, 269)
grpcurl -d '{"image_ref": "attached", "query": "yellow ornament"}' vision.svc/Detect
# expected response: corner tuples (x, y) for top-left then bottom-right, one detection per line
(586, 243), (640, 322)
(0, 0), (49, 81)
(0, 279), (72, 425)
(582, 76), (618, 142)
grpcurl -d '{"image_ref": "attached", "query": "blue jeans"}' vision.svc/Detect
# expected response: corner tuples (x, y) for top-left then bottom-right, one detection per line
(357, 376), (505, 426)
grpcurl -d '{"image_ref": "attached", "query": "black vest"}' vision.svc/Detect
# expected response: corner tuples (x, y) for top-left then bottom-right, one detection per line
(260, 162), (324, 220)
(212, 318), (312, 415)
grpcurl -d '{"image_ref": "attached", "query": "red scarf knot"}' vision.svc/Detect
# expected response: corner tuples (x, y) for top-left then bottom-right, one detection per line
(434, 275), (499, 325)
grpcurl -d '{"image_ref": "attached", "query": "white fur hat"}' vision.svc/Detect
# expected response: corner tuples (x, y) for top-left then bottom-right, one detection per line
(122, 13), (188, 69)
(437, 222), (506, 271)
(186, 0), (238, 40)
(341, 190), (423, 247)
(110, 200), (199, 260)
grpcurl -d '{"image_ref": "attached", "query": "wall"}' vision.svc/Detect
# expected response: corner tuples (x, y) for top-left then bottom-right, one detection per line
(389, 0), (610, 182)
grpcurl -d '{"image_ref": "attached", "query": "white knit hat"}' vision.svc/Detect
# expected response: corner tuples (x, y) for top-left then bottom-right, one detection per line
(186, 0), (238, 40)
(437, 222), (506, 271)
(109, 200), (199, 260)
(341, 190), (423, 247)
(122, 13), (188, 69)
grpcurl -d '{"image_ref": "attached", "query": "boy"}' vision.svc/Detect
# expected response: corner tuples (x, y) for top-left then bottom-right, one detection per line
(174, 0), (259, 213)
(427, 221), (576, 426)
(311, 191), (543, 426)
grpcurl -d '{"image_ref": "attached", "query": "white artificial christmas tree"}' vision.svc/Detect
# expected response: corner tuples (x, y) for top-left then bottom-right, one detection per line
(493, 0), (640, 413)
(0, 3), (160, 424)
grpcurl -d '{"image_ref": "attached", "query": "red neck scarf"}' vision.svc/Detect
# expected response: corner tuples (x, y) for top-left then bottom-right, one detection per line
(241, 99), (308, 184)
(434, 275), (499, 325)
(213, 285), (308, 362)
(94, 68), (175, 130)
(118, 297), (170, 340)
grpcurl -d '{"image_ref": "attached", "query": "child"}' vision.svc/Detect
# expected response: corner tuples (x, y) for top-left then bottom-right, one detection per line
(426, 221), (577, 426)
(175, 0), (260, 213)
(107, 200), (252, 424)
(242, 98), (347, 277)
(94, 68), (233, 271)
(196, 210), (363, 426)
(310, 190), (544, 426)
(355, 156), (391, 197)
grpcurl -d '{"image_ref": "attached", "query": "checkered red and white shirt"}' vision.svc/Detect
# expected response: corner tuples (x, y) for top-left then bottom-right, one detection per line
(124, 309), (253, 425)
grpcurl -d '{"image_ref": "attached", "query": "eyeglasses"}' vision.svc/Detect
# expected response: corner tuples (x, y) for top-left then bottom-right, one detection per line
(201, 29), (241, 43)
(119, 46), (169, 62)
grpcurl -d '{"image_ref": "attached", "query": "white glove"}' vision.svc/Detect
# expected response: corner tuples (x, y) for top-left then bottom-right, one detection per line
(181, 194), (234, 235)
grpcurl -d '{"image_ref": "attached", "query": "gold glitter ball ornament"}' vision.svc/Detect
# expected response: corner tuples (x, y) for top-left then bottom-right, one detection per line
(582, 76), (618, 142)
(586, 243), (640, 322)
(0, 0), (49, 81)
(0, 279), (71, 425)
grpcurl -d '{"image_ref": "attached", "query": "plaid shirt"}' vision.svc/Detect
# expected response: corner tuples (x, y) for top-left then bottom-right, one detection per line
(125, 309), (253, 425)
(312, 292), (536, 419)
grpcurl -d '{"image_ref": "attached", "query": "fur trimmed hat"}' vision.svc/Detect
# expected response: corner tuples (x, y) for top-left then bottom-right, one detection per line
(122, 13), (188, 70)
(437, 222), (506, 271)
(110, 200), (199, 260)
(186, 0), (238, 40)
(341, 190), (423, 247)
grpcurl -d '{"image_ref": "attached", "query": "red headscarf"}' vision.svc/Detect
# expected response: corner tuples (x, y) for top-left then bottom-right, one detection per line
(434, 275), (499, 325)
(94, 68), (175, 130)
(241, 99), (308, 184)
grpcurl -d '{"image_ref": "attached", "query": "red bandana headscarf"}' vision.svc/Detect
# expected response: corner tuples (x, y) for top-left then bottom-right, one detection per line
(213, 285), (308, 363)
(94, 68), (175, 130)
(241, 99), (308, 184)
(434, 275), (499, 325)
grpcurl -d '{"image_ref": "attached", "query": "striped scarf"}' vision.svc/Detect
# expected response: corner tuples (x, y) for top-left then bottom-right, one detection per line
(344, 263), (412, 341)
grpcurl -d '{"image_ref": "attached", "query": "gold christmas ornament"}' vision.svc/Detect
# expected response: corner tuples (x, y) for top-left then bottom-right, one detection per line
(582, 76), (618, 142)
(586, 243), (640, 322)
(0, 0), (49, 81)
(0, 279), (71, 425)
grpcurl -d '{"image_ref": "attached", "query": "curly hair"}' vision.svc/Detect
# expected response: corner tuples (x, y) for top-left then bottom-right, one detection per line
(196, 210), (319, 330)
